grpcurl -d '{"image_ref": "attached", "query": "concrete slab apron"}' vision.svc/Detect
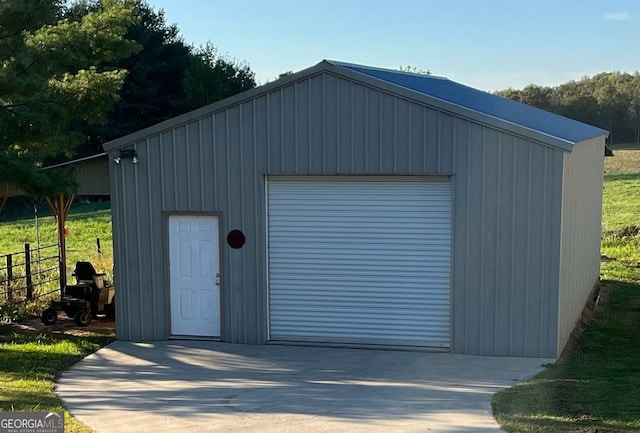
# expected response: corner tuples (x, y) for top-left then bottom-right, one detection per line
(56, 341), (551, 433)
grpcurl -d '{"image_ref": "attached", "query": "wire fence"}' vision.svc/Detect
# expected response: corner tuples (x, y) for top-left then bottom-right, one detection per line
(0, 243), (60, 307)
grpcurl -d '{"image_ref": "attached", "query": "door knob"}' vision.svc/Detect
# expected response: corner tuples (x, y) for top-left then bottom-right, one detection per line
(215, 273), (220, 286)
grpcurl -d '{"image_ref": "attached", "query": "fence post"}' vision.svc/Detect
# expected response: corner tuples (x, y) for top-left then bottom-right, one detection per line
(5, 254), (12, 301)
(97, 237), (101, 255)
(25, 243), (33, 300)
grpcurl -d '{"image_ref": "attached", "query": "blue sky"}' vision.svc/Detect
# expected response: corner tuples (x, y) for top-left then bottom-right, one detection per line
(147, 0), (639, 91)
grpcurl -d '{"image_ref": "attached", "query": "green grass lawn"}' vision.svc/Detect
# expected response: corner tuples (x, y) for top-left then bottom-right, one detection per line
(0, 332), (115, 433)
(0, 203), (115, 433)
(493, 281), (640, 432)
(602, 175), (640, 229)
(493, 146), (640, 432)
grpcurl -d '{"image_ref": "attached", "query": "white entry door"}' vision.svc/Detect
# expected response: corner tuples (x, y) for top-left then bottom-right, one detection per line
(169, 215), (221, 337)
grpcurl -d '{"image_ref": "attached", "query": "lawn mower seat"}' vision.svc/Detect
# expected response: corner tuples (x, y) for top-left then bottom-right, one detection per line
(72, 261), (106, 289)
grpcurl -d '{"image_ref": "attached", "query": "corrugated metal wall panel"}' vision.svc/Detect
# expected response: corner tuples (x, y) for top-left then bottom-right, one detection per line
(173, 125), (189, 211)
(351, 83), (367, 173)
(143, 135), (166, 338)
(108, 148), (125, 339)
(364, 85), (381, 172)
(322, 74), (339, 173)
(451, 126), (563, 358)
(308, 76), (324, 173)
(133, 139), (151, 334)
(268, 177), (451, 347)
(186, 121), (202, 208)
(439, 113), (455, 172)
(200, 115), (216, 210)
(108, 70), (567, 357)
(558, 137), (604, 355)
(74, 157), (110, 196)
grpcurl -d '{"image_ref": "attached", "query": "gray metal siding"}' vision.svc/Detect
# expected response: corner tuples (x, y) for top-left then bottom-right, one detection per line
(108, 71), (564, 357)
(557, 136), (604, 356)
(452, 130), (563, 357)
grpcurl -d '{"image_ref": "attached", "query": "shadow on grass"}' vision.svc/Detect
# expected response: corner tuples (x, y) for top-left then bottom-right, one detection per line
(0, 202), (111, 224)
(0, 333), (114, 378)
(493, 279), (640, 432)
(603, 173), (640, 181)
(0, 386), (61, 411)
(0, 332), (114, 433)
(609, 142), (640, 151)
(499, 411), (637, 433)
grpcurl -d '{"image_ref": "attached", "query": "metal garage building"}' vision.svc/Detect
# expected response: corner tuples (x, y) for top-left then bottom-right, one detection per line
(104, 60), (608, 358)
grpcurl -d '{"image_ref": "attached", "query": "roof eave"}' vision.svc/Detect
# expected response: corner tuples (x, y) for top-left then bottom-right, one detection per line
(104, 60), (608, 153)
(41, 152), (107, 170)
(103, 61), (332, 152)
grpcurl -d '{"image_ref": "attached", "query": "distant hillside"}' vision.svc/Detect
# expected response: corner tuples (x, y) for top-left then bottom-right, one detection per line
(496, 71), (640, 144)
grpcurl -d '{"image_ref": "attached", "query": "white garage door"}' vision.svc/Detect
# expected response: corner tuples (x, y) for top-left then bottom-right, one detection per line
(267, 176), (451, 348)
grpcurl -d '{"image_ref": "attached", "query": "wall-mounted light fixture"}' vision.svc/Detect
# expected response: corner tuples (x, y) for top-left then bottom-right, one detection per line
(113, 149), (138, 165)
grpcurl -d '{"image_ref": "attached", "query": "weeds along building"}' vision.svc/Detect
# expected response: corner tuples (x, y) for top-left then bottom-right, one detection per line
(104, 61), (608, 358)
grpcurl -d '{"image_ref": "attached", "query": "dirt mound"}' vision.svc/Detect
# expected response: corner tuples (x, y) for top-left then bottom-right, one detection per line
(557, 280), (612, 362)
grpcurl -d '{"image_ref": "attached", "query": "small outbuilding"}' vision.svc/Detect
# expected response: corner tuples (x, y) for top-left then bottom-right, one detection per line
(104, 61), (608, 358)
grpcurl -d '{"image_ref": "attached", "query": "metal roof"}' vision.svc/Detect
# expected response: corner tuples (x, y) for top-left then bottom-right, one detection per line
(329, 61), (608, 146)
(104, 60), (608, 153)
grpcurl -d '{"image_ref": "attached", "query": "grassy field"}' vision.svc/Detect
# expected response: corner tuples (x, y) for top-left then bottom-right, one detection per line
(0, 201), (114, 318)
(493, 144), (640, 432)
(601, 144), (640, 283)
(0, 201), (113, 277)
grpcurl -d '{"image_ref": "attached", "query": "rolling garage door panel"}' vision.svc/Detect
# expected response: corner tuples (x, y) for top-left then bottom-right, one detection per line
(268, 177), (451, 348)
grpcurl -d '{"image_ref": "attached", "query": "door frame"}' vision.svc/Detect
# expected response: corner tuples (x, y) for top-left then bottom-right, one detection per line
(163, 211), (224, 339)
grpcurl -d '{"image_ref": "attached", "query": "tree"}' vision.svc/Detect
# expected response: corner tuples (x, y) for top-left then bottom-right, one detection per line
(498, 71), (640, 144)
(519, 85), (558, 112)
(399, 65), (432, 75)
(179, 43), (256, 112)
(0, 0), (139, 195)
(76, 2), (257, 156)
(628, 76), (640, 142)
(72, 0), (192, 155)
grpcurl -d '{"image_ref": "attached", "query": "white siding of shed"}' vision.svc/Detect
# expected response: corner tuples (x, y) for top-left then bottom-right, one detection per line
(558, 136), (605, 356)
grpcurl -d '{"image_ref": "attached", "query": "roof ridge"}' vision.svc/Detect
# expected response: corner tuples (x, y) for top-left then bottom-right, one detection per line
(325, 60), (449, 81)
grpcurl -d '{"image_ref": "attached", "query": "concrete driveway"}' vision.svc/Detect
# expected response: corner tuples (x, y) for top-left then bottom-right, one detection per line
(56, 341), (551, 433)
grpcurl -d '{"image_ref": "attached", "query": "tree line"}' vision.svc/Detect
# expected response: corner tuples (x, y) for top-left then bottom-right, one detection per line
(2, 0), (638, 198)
(496, 72), (640, 144)
(0, 0), (255, 196)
